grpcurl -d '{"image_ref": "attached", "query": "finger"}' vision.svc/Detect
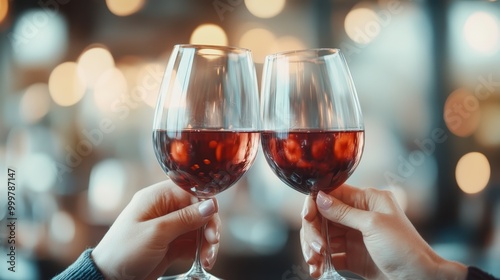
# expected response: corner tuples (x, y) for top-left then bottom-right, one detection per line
(201, 243), (219, 270)
(316, 191), (372, 232)
(301, 205), (325, 255)
(300, 228), (321, 265)
(204, 213), (221, 244)
(302, 194), (317, 222)
(309, 264), (321, 279)
(155, 198), (218, 245)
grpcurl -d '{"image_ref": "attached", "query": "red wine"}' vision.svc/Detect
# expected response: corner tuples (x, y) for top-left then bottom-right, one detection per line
(153, 129), (260, 198)
(261, 130), (364, 194)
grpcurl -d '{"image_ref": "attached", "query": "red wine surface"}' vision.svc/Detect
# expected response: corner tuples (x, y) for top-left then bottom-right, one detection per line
(153, 129), (259, 198)
(261, 130), (364, 194)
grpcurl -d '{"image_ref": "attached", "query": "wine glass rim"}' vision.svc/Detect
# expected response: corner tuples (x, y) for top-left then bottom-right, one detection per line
(174, 44), (252, 53)
(265, 48), (341, 60)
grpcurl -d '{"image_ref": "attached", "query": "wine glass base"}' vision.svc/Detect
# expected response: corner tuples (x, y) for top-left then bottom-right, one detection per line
(158, 272), (222, 280)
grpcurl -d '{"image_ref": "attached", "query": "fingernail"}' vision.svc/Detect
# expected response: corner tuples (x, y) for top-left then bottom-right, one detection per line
(301, 203), (308, 218)
(311, 241), (322, 254)
(204, 245), (217, 269)
(205, 227), (220, 243)
(317, 191), (332, 210)
(304, 246), (312, 262)
(198, 199), (216, 217)
(309, 265), (316, 276)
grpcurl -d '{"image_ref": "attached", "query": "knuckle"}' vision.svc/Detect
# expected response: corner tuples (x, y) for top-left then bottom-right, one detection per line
(333, 204), (351, 223)
(177, 208), (197, 226)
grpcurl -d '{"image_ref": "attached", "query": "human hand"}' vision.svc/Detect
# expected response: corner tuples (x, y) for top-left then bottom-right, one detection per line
(91, 180), (221, 280)
(300, 184), (467, 280)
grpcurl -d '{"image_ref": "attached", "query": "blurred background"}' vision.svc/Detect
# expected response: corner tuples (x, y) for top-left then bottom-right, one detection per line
(1, 0), (500, 279)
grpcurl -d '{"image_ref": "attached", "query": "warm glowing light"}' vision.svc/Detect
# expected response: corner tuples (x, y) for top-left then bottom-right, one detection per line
(190, 24), (228, 46)
(50, 211), (75, 244)
(475, 104), (500, 147)
(456, 152), (490, 194)
(93, 68), (128, 112)
(344, 5), (380, 44)
(136, 62), (163, 107)
(106, 0), (145, 16)
(443, 88), (480, 137)
(20, 83), (51, 124)
(0, 0), (8, 24)
(239, 28), (276, 63)
(49, 62), (86, 107)
(463, 12), (499, 54)
(245, 0), (286, 19)
(77, 47), (115, 87)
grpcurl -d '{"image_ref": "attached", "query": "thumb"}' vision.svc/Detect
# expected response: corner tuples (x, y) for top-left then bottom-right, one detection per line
(157, 198), (218, 243)
(316, 191), (371, 231)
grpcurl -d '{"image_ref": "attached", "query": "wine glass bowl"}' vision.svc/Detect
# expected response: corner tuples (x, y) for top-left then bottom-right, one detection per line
(260, 48), (364, 279)
(152, 44), (260, 279)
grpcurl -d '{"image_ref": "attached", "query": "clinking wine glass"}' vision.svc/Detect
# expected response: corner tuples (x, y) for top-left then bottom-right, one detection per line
(152, 44), (260, 280)
(260, 49), (364, 280)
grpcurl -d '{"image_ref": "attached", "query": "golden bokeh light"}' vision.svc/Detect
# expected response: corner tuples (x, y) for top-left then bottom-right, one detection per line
(245, 0), (286, 19)
(105, 0), (145, 17)
(49, 62), (86, 107)
(20, 83), (51, 124)
(136, 62), (163, 108)
(443, 88), (481, 137)
(456, 152), (490, 194)
(0, 0), (8, 24)
(344, 5), (380, 44)
(475, 104), (500, 147)
(190, 24), (228, 46)
(239, 28), (276, 63)
(77, 47), (115, 88)
(94, 68), (128, 113)
(463, 11), (499, 54)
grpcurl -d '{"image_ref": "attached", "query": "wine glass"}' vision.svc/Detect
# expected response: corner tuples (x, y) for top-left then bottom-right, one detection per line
(152, 44), (260, 280)
(260, 48), (364, 280)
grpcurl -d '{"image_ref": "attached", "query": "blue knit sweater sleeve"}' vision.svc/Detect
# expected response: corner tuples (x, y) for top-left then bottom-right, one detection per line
(52, 248), (105, 280)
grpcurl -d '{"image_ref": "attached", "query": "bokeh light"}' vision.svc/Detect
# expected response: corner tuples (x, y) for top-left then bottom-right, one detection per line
(190, 24), (228, 46)
(20, 83), (51, 124)
(239, 28), (276, 63)
(93, 67), (128, 113)
(49, 62), (86, 107)
(475, 104), (500, 147)
(50, 211), (75, 244)
(245, 0), (286, 19)
(136, 62), (163, 108)
(344, 4), (380, 44)
(77, 47), (115, 88)
(11, 9), (68, 67)
(463, 11), (499, 54)
(456, 152), (490, 194)
(105, 0), (145, 17)
(444, 88), (481, 137)
(88, 159), (126, 214)
(20, 153), (57, 193)
(0, 0), (8, 24)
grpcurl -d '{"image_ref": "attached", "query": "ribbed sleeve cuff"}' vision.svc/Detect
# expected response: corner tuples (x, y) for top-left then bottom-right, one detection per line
(52, 248), (105, 280)
(467, 266), (498, 280)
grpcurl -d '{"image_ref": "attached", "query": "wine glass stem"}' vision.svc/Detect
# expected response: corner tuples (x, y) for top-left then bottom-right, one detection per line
(322, 215), (334, 273)
(185, 222), (207, 278)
